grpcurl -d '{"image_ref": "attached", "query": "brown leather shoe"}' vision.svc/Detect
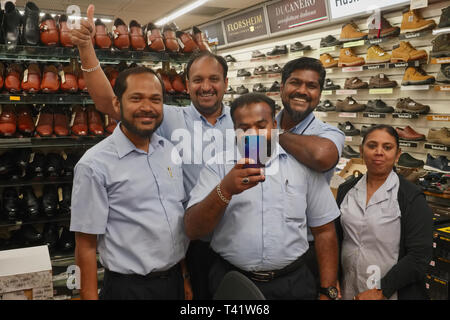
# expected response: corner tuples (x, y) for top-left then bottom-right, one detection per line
(94, 18), (112, 49)
(129, 20), (146, 51)
(144, 23), (165, 52)
(104, 114), (118, 134)
(53, 110), (69, 136)
(71, 105), (88, 136)
(16, 105), (35, 136)
(336, 96), (366, 112)
(21, 63), (41, 93)
(163, 23), (179, 52)
(39, 13), (59, 46)
(5, 63), (23, 93)
(104, 65), (119, 88)
(158, 69), (174, 93)
(41, 64), (60, 93)
(368, 73), (398, 88)
(87, 105), (104, 136)
(176, 31), (198, 53)
(60, 62), (78, 93)
(58, 14), (73, 47)
(112, 18), (130, 50)
(170, 70), (186, 93)
(344, 77), (368, 89)
(36, 106), (53, 137)
(0, 105), (17, 136)
(396, 126), (426, 141)
(192, 26), (211, 52)
(368, 15), (400, 39)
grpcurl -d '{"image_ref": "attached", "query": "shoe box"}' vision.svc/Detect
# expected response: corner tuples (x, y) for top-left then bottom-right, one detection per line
(433, 223), (450, 261)
(426, 274), (449, 300)
(427, 223), (450, 300)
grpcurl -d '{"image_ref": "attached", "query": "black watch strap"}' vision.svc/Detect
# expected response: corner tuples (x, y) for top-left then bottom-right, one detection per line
(319, 286), (338, 300)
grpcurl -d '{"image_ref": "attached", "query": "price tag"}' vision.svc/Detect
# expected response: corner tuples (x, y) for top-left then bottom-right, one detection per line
(410, 0), (428, 10)
(343, 40), (365, 48)
(345, 136), (353, 142)
(336, 90), (357, 95)
(321, 90), (332, 95)
(9, 96), (20, 101)
(369, 88), (393, 94)
(319, 46), (337, 54)
(342, 66), (363, 72)
(338, 112), (357, 118)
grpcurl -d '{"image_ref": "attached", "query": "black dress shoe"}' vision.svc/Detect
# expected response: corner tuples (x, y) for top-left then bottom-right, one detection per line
(267, 64), (282, 74)
(20, 224), (43, 245)
(43, 223), (59, 252)
(320, 35), (341, 47)
(253, 83), (267, 93)
(365, 99), (394, 113)
(290, 41), (312, 52)
(324, 79), (341, 90)
(237, 69), (251, 77)
(236, 85), (249, 94)
(22, 2), (40, 46)
(316, 100), (336, 112)
(27, 152), (45, 179)
(19, 186), (40, 219)
(45, 153), (64, 177)
(59, 185), (71, 215)
(57, 227), (75, 252)
(2, 1), (22, 46)
(3, 187), (20, 221)
(338, 121), (360, 136)
(398, 153), (425, 168)
(267, 45), (287, 56)
(268, 81), (280, 92)
(226, 86), (236, 94)
(42, 185), (58, 217)
(62, 153), (80, 177)
(224, 55), (236, 63)
(342, 145), (360, 158)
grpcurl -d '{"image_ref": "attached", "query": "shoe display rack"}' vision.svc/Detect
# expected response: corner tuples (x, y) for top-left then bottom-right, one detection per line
(219, 1), (450, 201)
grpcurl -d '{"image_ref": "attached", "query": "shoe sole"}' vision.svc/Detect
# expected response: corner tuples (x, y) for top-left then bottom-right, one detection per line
(365, 107), (394, 113)
(423, 165), (450, 174)
(390, 54), (427, 63)
(400, 24), (435, 34)
(340, 36), (367, 42)
(323, 63), (338, 68)
(402, 78), (435, 86)
(338, 61), (365, 67)
(427, 138), (450, 146)
(366, 59), (391, 64)
(395, 107), (430, 114)
(368, 83), (397, 88)
(399, 136), (426, 141)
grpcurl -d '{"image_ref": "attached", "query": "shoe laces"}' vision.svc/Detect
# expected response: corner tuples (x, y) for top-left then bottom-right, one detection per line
(349, 21), (361, 31)
(415, 67), (428, 76)
(371, 45), (386, 55)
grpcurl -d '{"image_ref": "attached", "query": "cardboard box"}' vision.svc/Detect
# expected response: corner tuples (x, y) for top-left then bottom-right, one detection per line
(433, 224), (450, 260)
(426, 274), (449, 300)
(330, 158), (367, 198)
(0, 246), (53, 300)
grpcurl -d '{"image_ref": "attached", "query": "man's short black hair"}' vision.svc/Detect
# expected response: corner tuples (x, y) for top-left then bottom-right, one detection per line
(186, 51), (228, 80)
(281, 57), (326, 90)
(113, 66), (165, 101)
(230, 93), (276, 123)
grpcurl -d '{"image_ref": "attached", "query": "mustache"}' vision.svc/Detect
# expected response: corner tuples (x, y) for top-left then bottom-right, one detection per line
(133, 112), (158, 118)
(289, 93), (311, 102)
(197, 90), (217, 95)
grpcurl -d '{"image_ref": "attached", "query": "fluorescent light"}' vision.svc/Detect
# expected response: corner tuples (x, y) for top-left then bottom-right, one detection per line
(19, 10), (112, 23)
(155, 0), (209, 26)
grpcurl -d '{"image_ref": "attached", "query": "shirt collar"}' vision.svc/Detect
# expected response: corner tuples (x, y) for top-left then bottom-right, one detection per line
(112, 122), (165, 159)
(276, 110), (315, 133)
(187, 103), (229, 124)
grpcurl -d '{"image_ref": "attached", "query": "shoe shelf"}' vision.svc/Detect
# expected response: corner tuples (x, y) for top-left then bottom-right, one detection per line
(430, 57), (450, 64)
(0, 213), (70, 229)
(424, 143), (450, 152)
(399, 141), (419, 148)
(0, 176), (73, 188)
(0, 93), (93, 105)
(424, 190), (450, 200)
(0, 135), (105, 150)
(0, 45), (193, 64)
(434, 84), (450, 91)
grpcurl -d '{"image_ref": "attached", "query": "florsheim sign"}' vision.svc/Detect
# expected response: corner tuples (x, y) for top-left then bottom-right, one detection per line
(267, 0), (328, 33)
(328, 0), (410, 20)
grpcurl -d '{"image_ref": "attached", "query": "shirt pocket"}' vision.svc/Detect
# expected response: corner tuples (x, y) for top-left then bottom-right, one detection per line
(374, 205), (401, 251)
(166, 165), (186, 202)
(283, 182), (307, 221)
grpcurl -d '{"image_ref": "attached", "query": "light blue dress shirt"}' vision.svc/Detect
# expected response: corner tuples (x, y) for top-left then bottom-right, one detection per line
(156, 103), (234, 195)
(70, 124), (189, 275)
(187, 144), (341, 272)
(276, 111), (345, 183)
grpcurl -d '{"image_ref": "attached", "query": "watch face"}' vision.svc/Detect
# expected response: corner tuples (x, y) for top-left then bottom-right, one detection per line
(328, 287), (338, 299)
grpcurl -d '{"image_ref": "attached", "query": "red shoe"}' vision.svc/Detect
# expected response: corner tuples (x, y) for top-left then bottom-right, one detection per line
(21, 63), (41, 93)
(71, 105), (88, 136)
(171, 70), (187, 93)
(16, 105), (35, 136)
(112, 18), (130, 50)
(41, 64), (60, 93)
(5, 63), (23, 93)
(176, 31), (198, 53)
(0, 105), (17, 137)
(158, 69), (174, 93)
(193, 26), (211, 52)
(58, 14), (73, 47)
(87, 105), (104, 136)
(39, 13), (59, 46)
(144, 23), (165, 52)
(60, 63), (78, 93)
(163, 23), (179, 52)
(53, 110), (69, 136)
(94, 18), (112, 49)
(36, 107), (53, 137)
(129, 20), (146, 51)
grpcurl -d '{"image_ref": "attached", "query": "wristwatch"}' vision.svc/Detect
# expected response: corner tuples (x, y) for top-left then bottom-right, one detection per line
(319, 286), (338, 300)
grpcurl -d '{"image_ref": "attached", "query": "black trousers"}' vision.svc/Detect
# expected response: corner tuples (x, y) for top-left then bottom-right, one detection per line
(185, 240), (215, 300)
(100, 266), (185, 300)
(209, 254), (318, 300)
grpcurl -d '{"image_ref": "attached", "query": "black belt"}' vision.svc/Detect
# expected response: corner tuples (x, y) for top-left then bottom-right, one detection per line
(217, 252), (307, 282)
(105, 263), (179, 280)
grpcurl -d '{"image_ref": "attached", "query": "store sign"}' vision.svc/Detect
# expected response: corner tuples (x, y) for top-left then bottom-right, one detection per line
(328, 0), (409, 20)
(199, 22), (225, 46)
(266, 0), (328, 33)
(224, 8), (267, 43)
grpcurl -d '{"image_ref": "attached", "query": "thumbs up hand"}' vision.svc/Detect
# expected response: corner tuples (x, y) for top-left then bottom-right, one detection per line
(71, 4), (96, 49)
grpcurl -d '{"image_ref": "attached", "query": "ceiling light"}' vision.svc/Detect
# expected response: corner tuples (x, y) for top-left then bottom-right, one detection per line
(155, 0), (209, 26)
(18, 10), (112, 23)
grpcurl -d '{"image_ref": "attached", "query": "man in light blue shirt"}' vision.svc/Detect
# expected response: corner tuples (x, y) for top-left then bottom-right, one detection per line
(70, 67), (188, 300)
(185, 93), (341, 300)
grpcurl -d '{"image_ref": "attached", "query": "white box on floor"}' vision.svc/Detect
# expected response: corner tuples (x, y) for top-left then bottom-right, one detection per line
(0, 245), (53, 300)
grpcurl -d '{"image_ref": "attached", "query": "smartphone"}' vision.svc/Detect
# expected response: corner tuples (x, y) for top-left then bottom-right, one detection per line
(243, 135), (266, 169)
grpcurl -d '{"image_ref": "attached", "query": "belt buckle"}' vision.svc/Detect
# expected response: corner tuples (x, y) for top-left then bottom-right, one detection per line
(250, 271), (275, 282)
